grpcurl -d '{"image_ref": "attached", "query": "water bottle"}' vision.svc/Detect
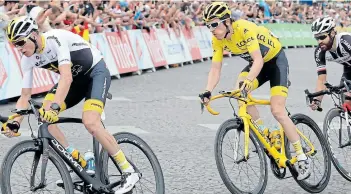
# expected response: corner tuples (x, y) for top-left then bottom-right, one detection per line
(269, 125), (282, 150)
(84, 150), (95, 175)
(254, 119), (269, 143)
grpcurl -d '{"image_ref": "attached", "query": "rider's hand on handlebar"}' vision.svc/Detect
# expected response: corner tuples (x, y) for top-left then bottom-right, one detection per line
(239, 79), (254, 97)
(1, 121), (20, 138)
(309, 98), (321, 111)
(39, 108), (59, 123)
(199, 90), (211, 105)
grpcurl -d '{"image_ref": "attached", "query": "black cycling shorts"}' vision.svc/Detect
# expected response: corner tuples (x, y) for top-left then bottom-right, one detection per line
(43, 59), (111, 114)
(239, 48), (289, 97)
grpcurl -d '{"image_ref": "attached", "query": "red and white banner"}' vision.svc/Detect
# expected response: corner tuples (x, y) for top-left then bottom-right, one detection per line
(1, 27), (225, 101)
(0, 59), (7, 88)
(155, 28), (191, 64)
(105, 32), (138, 74)
(90, 33), (119, 76)
(31, 68), (55, 94)
(182, 28), (202, 60)
(142, 29), (167, 68)
(127, 30), (155, 70)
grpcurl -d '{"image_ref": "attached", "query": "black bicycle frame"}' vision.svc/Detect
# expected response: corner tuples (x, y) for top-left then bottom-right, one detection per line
(32, 118), (120, 193)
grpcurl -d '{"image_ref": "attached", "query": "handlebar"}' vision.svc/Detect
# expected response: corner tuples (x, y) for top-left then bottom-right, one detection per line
(304, 89), (324, 112)
(0, 99), (43, 137)
(201, 89), (270, 115)
(304, 77), (351, 112)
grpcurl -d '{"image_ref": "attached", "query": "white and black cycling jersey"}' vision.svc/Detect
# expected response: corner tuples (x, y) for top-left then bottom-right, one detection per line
(21, 29), (103, 88)
(315, 32), (351, 75)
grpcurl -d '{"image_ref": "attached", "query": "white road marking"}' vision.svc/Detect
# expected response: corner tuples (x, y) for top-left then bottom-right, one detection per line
(106, 126), (149, 134)
(109, 97), (132, 102)
(176, 96), (200, 101)
(198, 124), (220, 131)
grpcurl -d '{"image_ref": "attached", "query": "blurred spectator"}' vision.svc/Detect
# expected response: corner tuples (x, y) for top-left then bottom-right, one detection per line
(1, 0), (351, 43)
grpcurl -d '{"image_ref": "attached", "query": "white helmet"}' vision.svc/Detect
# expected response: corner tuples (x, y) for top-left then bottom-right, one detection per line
(311, 17), (336, 35)
(6, 16), (38, 42)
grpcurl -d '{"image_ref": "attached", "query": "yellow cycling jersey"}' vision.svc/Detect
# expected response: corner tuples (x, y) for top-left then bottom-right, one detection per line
(212, 19), (282, 63)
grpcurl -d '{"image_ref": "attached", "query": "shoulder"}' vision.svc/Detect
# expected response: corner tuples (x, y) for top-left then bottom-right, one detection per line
(314, 46), (325, 57)
(232, 19), (256, 30)
(44, 29), (80, 46)
(339, 32), (351, 43)
(232, 19), (257, 35)
(20, 55), (35, 71)
(211, 35), (222, 46)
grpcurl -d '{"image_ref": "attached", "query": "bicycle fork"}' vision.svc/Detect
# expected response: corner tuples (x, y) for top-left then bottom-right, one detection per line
(339, 111), (351, 148)
(30, 138), (49, 192)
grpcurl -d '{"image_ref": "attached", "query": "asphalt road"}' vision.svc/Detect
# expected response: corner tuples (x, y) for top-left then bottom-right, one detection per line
(1, 47), (350, 194)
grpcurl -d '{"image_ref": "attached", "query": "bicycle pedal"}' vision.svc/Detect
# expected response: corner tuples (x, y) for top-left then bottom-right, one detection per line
(74, 184), (84, 192)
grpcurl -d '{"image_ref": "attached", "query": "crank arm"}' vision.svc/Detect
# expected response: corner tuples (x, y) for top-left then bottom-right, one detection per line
(235, 156), (249, 164)
(339, 141), (351, 148)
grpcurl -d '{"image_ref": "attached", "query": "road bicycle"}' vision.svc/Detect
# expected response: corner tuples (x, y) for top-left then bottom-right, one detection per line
(0, 94), (165, 194)
(201, 89), (331, 194)
(305, 77), (351, 182)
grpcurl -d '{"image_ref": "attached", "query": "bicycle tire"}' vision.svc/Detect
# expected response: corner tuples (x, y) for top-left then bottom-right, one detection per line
(0, 140), (74, 194)
(100, 132), (165, 194)
(214, 118), (268, 194)
(286, 113), (331, 193)
(323, 107), (351, 181)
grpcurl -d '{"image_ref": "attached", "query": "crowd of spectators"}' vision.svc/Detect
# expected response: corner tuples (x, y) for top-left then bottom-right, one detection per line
(0, 0), (350, 42)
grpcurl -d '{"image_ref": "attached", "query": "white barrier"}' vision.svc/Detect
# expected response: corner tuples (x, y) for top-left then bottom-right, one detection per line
(90, 33), (119, 76)
(127, 30), (155, 72)
(0, 27), (215, 101)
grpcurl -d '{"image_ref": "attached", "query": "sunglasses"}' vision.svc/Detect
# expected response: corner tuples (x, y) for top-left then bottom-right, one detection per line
(13, 38), (28, 48)
(206, 19), (225, 31)
(314, 34), (328, 41)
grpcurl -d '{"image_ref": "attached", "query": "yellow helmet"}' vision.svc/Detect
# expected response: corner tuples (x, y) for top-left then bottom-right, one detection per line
(202, 2), (231, 23)
(6, 16), (38, 42)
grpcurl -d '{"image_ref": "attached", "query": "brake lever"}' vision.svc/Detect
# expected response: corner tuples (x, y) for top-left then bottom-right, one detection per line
(324, 82), (332, 89)
(200, 102), (204, 114)
(11, 109), (30, 115)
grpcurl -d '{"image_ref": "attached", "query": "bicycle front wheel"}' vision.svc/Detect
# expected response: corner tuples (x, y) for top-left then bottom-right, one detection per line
(323, 107), (351, 181)
(0, 140), (74, 194)
(100, 132), (165, 194)
(214, 118), (268, 194)
(286, 113), (331, 193)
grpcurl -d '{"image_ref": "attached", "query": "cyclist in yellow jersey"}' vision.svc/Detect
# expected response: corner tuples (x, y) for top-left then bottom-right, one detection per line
(199, 2), (311, 181)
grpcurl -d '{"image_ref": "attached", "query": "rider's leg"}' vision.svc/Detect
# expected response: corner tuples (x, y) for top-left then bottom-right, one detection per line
(84, 60), (139, 194)
(43, 86), (88, 170)
(42, 94), (69, 148)
(82, 109), (133, 172)
(236, 66), (269, 127)
(270, 49), (310, 180)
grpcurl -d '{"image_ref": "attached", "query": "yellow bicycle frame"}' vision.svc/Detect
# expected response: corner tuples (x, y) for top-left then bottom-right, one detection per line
(204, 89), (315, 168)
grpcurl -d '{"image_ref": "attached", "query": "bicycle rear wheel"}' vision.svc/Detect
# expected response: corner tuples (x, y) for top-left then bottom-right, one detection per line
(323, 107), (351, 181)
(0, 140), (74, 194)
(285, 113), (331, 193)
(214, 118), (268, 194)
(100, 132), (165, 194)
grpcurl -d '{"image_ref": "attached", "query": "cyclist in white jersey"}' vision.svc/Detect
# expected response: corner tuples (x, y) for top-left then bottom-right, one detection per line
(309, 17), (351, 111)
(2, 16), (139, 194)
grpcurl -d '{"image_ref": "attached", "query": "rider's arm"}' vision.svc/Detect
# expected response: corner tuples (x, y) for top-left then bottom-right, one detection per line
(315, 47), (327, 101)
(14, 66), (33, 124)
(50, 35), (73, 107)
(206, 37), (223, 92)
(241, 27), (264, 81)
